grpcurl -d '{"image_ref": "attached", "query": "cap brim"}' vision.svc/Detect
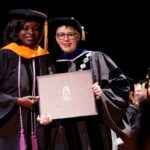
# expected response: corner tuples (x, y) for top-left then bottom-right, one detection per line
(9, 9), (47, 23)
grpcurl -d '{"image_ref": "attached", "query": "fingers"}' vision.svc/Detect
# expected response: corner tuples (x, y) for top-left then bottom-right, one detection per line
(92, 82), (102, 100)
(37, 114), (52, 125)
(29, 96), (39, 104)
(17, 96), (40, 108)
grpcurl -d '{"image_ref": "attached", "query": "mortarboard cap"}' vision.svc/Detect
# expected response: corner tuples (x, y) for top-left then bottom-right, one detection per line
(8, 9), (47, 23)
(49, 17), (82, 34)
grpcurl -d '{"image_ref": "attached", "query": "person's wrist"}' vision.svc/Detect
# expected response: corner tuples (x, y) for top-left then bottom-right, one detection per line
(16, 98), (21, 105)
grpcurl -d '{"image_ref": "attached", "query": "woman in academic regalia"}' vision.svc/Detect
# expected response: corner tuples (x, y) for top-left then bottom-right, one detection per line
(38, 17), (130, 150)
(0, 9), (50, 150)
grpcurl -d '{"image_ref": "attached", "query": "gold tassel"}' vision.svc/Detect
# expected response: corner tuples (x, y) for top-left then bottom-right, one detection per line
(81, 26), (86, 41)
(71, 17), (86, 41)
(44, 20), (48, 50)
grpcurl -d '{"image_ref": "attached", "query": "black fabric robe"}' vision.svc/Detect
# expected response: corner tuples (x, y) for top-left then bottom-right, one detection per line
(0, 49), (50, 150)
(48, 50), (130, 150)
(126, 104), (139, 131)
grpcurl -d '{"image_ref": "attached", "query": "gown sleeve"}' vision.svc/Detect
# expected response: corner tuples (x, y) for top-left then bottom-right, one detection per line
(90, 51), (130, 139)
(0, 50), (18, 122)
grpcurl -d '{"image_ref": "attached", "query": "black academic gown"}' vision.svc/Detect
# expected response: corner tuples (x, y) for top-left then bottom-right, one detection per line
(0, 49), (50, 150)
(126, 104), (139, 131)
(48, 50), (130, 150)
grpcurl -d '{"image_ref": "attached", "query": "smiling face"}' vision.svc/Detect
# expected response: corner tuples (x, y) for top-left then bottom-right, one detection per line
(18, 21), (43, 49)
(148, 80), (150, 96)
(55, 25), (80, 53)
(134, 83), (147, 105)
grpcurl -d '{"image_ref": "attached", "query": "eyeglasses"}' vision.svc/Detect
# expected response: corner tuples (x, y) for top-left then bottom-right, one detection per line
(56, 32), (78, 40)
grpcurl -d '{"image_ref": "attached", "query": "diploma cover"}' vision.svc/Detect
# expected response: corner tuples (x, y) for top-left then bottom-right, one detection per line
(37, 70), (98, 119)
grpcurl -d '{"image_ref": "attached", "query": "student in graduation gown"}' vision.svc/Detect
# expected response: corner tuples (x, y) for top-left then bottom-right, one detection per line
(38, 17), (130, 150)
(0, 9), (51, 150)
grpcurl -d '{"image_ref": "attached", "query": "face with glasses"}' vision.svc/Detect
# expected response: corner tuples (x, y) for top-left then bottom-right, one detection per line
(55, 25), (80, 53)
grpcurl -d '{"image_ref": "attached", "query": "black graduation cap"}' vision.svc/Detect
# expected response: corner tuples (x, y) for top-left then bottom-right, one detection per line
(8, 9), (47, 23)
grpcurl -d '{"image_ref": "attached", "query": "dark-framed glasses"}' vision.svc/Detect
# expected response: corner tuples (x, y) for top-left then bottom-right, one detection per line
(56, 32), (78, 40)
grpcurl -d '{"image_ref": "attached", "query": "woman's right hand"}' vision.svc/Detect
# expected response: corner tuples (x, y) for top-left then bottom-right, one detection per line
(16, 96), (39, 108)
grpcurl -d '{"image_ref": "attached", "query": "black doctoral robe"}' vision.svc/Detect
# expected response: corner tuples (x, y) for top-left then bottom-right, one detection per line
(48, 49), (130, 150)
(0, 47), (50, 150)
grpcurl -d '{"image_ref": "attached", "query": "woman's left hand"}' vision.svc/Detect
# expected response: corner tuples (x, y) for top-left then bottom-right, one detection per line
(37, 114), (52, 125)
(92, 82), (102, 100)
